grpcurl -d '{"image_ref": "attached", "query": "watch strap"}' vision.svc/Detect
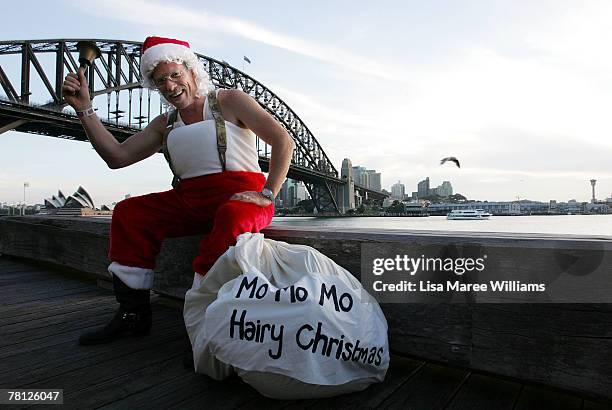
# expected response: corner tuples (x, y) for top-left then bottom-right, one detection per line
(76, 106), (95, 118)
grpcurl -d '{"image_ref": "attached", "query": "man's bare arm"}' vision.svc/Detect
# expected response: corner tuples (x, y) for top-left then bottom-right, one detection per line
(219, 89), (295, 197)
(62, 68), (166, 169)
(79, 113), (166, 169)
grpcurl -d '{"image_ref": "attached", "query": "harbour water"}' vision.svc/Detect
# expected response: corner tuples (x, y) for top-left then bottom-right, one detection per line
(271, 215), (612, 237)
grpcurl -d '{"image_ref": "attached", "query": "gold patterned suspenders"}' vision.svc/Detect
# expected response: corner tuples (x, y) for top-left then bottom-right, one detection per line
(206, 90), (227, 173)
(161, 90), (228, 188)
(161, 110), (179, 188)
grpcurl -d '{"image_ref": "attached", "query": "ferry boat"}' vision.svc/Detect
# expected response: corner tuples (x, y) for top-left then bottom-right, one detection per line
(447, 209), (491, 220)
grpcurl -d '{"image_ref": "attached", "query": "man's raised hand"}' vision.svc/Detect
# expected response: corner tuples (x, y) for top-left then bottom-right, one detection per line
(61, 67), (91, 110)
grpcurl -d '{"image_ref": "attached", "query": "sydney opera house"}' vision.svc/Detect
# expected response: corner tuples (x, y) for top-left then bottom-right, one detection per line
(43, 187), (111, 216)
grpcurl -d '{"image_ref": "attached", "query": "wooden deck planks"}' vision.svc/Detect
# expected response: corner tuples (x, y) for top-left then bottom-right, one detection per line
(24, 337), (188, 408)
(0, 288), (104, 318)
(0, 293), (115, 326)
(1, 285), (98, 308)
(513, 385), (583, 410)
(0, 315), (182, 384)
(1, 304), (120, 347)
(374, 363), (469, 409)
(1, 256), (610, 409)
(95, 364), (238, 410)
(444, 373), (522, 410)
(280, 357), (426, 410)
(583, 400), (612, 410)
(2, 302), (118, 335)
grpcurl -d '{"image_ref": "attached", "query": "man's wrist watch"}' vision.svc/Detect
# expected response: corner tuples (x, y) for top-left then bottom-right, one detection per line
(260, 188), (275, 201)
(76, 106), (95, 118)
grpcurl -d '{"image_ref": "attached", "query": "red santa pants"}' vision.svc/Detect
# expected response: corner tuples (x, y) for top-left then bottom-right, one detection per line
(108, 171), (273, 285)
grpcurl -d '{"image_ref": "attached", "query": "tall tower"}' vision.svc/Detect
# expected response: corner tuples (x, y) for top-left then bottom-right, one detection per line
(391, 181), (405, 200)
(417, 177), (430, 198)
(340, 159), (355, 212)
(590, 179), (597, 203)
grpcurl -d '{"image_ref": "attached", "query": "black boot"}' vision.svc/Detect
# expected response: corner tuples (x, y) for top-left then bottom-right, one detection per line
(79, 275), (152, 346)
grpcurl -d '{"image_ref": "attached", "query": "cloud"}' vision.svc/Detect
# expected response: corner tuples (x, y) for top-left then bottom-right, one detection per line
(520, 1), (612, 73)
(460, 125), (612, 175)
(71, 0), (404, 80)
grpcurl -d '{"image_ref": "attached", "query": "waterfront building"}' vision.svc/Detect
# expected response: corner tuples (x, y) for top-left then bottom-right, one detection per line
(562, 200), (584, 214)
(41, 186), (111, 216)
(403, 201), (429, 216)
(520, 200), (560, 214)
(64, 186), (95, 209)
(428, 201), (521, 216)
(44, 190), (67, 209)
(44, 188), (93, 211)
(585, 202), (610, 214)
(383, 199), (428, 216)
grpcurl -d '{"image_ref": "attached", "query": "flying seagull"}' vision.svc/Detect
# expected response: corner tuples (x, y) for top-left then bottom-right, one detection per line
(440, 157), (460, 168)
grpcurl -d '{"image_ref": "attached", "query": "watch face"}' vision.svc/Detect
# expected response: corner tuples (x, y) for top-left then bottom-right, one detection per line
(261, 188), (274, 200)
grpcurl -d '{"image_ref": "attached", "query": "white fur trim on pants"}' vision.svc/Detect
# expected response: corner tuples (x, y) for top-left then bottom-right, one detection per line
(108, 262), (154, 290)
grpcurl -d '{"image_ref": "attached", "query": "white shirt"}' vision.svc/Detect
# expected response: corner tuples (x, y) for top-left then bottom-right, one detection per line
(166, 91), (262, 179)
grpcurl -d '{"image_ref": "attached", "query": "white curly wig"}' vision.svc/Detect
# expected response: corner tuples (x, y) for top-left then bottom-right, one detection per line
(140, 36), (214, 105)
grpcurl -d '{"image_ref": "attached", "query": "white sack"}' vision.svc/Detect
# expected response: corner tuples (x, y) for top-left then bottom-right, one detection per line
(184, 233), (389, 398)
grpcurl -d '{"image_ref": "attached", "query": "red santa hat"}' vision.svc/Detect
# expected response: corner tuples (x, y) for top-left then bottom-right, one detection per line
(140, 36), (209, 90)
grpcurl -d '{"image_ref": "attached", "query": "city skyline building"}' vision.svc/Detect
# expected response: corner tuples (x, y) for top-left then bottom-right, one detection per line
(391, 181), (405, 200)
(352, 166), (369, 188)
(433, 181), (453, 197)
(417, 177), (430, 198)
(347, 162), (383, 192)
(366, 169), (382, 191)
(340, 159), (384, 211)
(278, 178), (308, 208)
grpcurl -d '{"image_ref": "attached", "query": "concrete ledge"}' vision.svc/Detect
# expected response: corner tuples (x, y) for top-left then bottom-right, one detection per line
(1, 215), (611, 400)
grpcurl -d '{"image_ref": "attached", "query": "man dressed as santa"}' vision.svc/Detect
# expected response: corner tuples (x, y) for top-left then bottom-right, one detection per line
(61, 36), (294, 345)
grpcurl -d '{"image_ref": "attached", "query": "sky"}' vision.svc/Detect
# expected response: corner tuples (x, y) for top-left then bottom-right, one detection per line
(1, 0), (612, 206)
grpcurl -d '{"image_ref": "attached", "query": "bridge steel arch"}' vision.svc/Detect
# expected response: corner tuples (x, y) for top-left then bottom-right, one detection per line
(0, 39), (367, 213)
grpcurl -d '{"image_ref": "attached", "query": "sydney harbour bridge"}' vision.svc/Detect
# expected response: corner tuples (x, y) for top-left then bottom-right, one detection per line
(0, 39), (387, 214)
